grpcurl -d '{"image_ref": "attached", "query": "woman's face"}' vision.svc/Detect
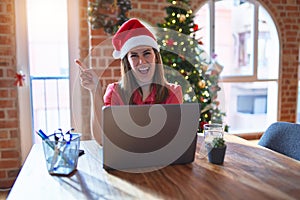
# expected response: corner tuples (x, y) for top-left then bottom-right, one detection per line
(127, 46), (156, 86)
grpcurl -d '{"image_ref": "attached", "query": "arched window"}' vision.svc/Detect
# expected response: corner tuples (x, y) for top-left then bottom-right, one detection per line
(195, 0), (279, 134)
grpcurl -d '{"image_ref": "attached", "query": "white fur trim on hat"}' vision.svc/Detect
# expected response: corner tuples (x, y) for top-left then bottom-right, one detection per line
(113, 35), (159, 59)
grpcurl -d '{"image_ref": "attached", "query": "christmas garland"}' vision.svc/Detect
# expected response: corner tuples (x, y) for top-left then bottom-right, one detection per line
(88, 0), (131, 35)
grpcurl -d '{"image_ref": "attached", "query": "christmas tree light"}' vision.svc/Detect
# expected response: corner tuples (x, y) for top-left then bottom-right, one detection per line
(157, 0), (226, 132)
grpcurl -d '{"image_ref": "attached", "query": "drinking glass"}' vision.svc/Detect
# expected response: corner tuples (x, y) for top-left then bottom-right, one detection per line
(203, 124), (224, 144)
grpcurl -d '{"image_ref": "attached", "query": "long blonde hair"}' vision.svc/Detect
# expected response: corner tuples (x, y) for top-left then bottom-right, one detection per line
(118, 48), (169, 104)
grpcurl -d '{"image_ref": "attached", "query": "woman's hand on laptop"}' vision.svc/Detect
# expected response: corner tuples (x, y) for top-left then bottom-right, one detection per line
(75, 59), (100, 92)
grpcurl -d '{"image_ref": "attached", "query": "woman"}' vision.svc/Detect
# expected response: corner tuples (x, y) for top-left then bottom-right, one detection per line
(76, 18), (183, 145)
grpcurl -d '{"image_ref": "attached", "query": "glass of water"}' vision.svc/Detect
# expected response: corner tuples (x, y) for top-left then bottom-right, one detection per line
(203, 124), (224, 144)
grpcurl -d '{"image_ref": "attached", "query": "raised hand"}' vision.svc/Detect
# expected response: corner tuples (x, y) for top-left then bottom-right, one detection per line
(75, 59), (100, 91)
(74, 59), (103, 145)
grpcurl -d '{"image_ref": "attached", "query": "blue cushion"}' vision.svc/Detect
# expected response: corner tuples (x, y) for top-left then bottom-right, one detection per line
(258, 122), (300, 161)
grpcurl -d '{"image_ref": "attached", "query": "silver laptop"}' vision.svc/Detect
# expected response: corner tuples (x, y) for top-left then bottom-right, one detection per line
(101, 103), (200, 171)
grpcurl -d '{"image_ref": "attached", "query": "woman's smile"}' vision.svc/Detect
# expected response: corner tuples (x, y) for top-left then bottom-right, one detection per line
(137, 66), (150, 74)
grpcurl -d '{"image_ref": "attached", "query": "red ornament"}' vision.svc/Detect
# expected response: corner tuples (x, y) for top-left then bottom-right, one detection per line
(166, 39), (174, 46)
(14, 71), (25, 87)
(200, 121), (208, 131)
(198, 40), (203, 45)
(193, 24), (199, 32)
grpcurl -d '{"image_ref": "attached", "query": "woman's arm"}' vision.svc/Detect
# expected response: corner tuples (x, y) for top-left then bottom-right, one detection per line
(90, 84), (103, 145)
(75, 59), (103, 145)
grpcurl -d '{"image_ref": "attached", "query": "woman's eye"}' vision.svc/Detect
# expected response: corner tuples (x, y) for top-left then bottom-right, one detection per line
(130, 54), (138, 58)
(144, 52), (151, 57)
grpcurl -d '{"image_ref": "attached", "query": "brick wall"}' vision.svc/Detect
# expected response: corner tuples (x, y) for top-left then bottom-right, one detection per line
(0, 0), (299, 188)
(0, 0), (21, 188)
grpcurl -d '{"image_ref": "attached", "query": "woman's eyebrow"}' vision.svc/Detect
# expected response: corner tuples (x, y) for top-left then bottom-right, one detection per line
(129, 49), (152, 55)
(129, 52), (138, 55)
(143, 49), (152, 53)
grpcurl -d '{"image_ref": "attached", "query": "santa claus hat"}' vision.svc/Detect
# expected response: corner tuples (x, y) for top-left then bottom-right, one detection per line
(112, 18), (159, 59)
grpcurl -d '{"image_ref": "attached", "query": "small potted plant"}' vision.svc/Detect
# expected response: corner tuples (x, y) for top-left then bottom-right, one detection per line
(206, 137), (227, 165)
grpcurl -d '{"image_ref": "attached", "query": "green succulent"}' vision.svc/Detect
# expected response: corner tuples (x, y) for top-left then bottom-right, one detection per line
(211, 137), (225, 148)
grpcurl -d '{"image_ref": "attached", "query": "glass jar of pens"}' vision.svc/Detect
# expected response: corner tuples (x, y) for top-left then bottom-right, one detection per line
(37, 129), (81, 176)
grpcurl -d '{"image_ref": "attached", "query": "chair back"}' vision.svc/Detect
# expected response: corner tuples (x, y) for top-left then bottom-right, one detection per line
(258, 122), (300, 161)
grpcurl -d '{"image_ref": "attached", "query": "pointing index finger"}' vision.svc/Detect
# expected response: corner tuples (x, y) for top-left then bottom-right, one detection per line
(74, 59), (86, 71)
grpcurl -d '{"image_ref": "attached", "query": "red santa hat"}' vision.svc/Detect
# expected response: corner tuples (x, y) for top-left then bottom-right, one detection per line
(112, 18), (159, 59)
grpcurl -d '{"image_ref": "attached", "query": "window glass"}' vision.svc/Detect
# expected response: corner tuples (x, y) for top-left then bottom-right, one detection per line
(215, 1), (255, 77)
(219, 82), (278, 133)
(27, 0), (71, 136)
(257, 6), (279, 80)
(27, 0), (69, 77)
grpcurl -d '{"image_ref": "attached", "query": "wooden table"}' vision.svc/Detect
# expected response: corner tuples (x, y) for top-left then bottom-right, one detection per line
(7, 134), (300, 200)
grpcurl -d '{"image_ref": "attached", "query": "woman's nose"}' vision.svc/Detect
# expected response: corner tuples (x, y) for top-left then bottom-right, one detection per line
(138, 56), (147, 64)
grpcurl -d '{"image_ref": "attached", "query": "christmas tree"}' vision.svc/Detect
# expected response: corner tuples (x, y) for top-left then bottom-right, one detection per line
(156, 0), (226, 132)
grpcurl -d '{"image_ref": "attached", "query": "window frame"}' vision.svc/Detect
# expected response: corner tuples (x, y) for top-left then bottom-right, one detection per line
(200, 0), (279, 137)
(15, 0), (81, 162)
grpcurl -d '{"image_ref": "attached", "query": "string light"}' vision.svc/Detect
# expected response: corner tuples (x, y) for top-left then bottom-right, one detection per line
(192, 96), (197, 101)
(156, 0), (226, 131)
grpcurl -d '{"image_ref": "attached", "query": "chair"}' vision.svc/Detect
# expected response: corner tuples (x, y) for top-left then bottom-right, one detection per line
(258, 122), (300, 161)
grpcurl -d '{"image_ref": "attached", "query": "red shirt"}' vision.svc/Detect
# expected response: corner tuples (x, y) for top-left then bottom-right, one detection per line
(103, 82), (183, 106)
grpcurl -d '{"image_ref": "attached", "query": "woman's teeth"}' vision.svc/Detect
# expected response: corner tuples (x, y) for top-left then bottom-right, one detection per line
(138, 67), (150, 74)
